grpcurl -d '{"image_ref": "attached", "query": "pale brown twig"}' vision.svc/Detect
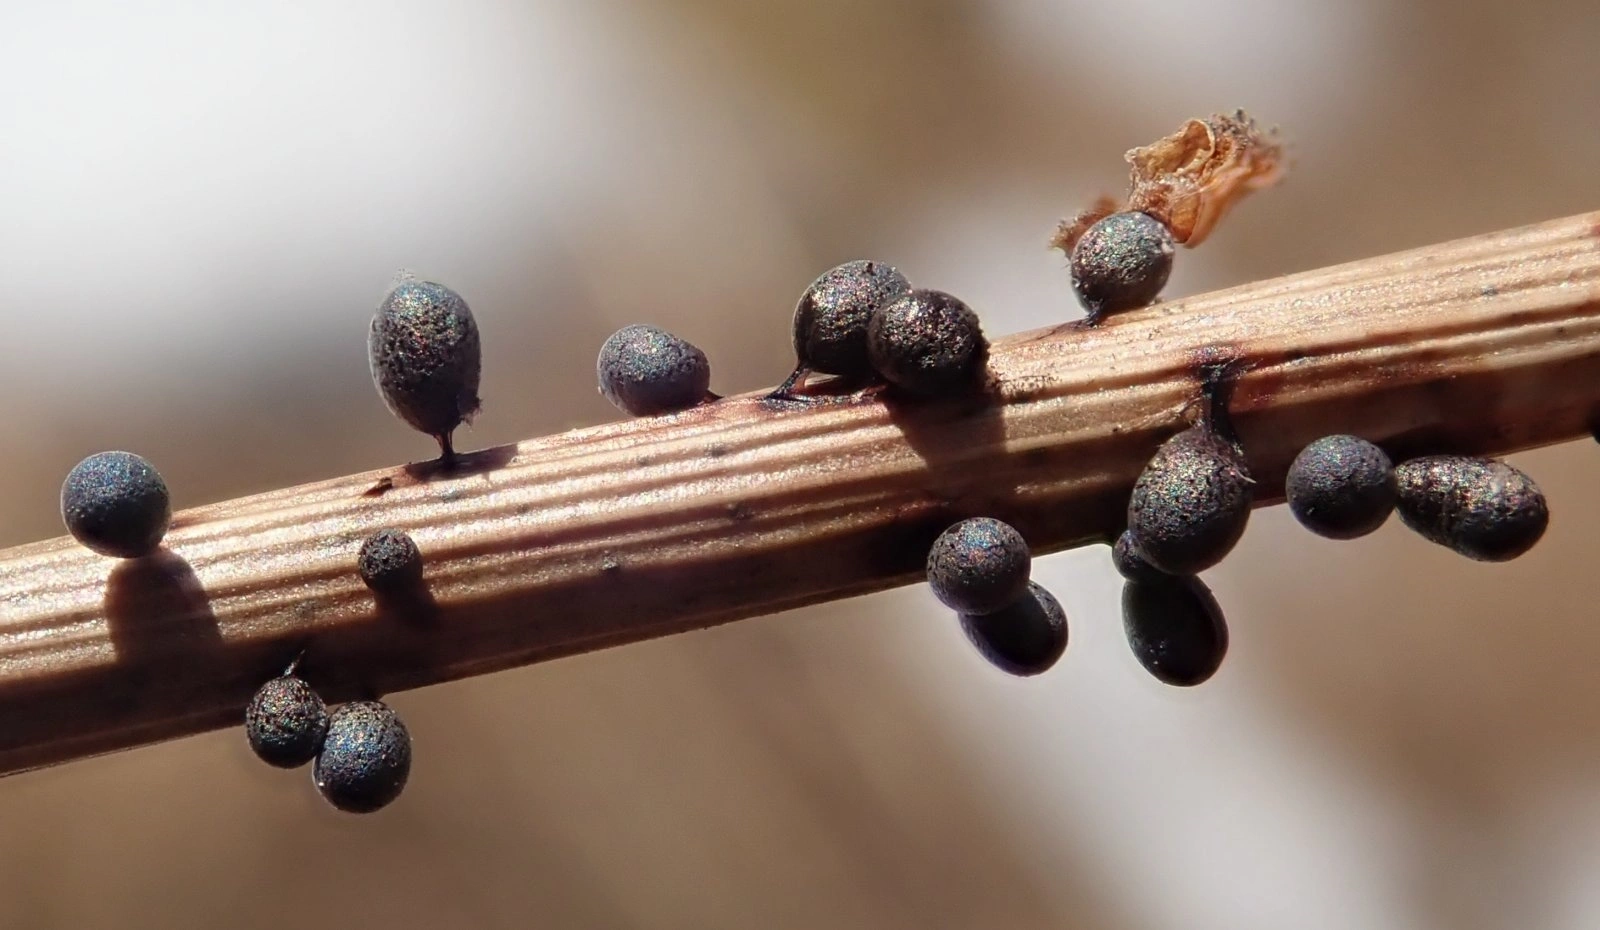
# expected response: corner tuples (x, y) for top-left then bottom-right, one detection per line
(1, 212), (1598, 776)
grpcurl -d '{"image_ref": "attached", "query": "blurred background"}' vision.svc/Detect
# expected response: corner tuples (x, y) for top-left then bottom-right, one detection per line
(2, 1), (1600, 927)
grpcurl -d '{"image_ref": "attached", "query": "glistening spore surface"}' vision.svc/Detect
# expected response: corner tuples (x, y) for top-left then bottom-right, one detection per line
(245, 676), (328, 769)
(866, 289), (988, 396)
(313, 701), (412, 814)
(792, 260), (911, 379)
(926, 518), (1031, 615)
(1394, 456), (1547, 561)
(1126, 427), (1253, 575)
(368, 280), (483, 439)
(358, 529), (423, 591)
(1070, 211), (1175, 319)
(60, 451), (171, 558)
(596, 324), (712, 416)
(1286, 435), (1395, 539)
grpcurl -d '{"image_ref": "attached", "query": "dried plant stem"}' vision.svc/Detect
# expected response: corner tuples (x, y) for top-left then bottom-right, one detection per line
(2, 213), (1599, 776)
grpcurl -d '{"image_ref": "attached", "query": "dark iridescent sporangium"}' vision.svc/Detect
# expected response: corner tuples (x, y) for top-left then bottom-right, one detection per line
(1126, 426), (1253, 575)
(866, 289), (988, 396)
(596, 324), (711, 416)
(1285, 435), (1395, 540)
(926, 517), (1031, 615)
(792, 260), (910, 379)
(60, 451), (170, 558)
(358, 528), (423, 591)
(313, 701), (412, 814)
(245, 676), (328, 769)
(1393, 456), (1547, 561)
(368, 279), (482, 439)
(1071, 211), (1175, 320)
(959, 581), (1069, 677)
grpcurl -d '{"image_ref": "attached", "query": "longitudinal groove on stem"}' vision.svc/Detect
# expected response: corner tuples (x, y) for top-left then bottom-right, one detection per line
(1, 213), (1599, 777)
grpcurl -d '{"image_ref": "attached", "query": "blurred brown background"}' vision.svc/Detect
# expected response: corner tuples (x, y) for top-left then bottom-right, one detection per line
(2, 1), (1600, 927)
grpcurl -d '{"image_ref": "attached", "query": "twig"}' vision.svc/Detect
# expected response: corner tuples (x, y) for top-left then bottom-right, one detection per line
(1, 212), (1598, 776)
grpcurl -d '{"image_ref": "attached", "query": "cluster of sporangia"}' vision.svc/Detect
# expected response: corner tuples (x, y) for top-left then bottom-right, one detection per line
(60, 451), (420, 812)
(51, 113), (1553, 812)
(57, 280), (475, 814)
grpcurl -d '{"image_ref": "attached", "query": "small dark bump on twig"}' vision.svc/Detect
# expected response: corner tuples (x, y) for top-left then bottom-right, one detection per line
(244, 675), (329, 769)
(357, 529), (424, 592)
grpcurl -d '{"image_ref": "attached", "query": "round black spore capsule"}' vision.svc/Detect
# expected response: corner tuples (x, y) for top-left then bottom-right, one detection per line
(1121, 576), (1229, 687)
(866, 289), (988, 397)
(245, 675), (329, 769)
(792, 260), (911, 380)
(1393, 456), (1548, 561)
(1070, 211), (1175, 322)
(959, 581), (1068, 677)
(313, 701), (412, 814)
(1126, 426), (1253, 575)
(926, 517), (1031, 615)
(1285, 435), (1395, 539)
(60, 451), (171, 558)
(596, 324), (712, 416)
(358, 528), (423, 592)
(368, 279), (482, 458)
(1111, 530), (1167, 583)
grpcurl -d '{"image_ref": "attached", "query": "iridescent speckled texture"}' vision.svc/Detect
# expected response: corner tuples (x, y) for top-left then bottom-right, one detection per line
(1285, 435), (1396, 539)
(1111, 529), (1167, 583)
(368, 280), (482, 449)
(596, 324), (712, 416)
(958, 581), (1068, 677)
(245, 675), (328, 769)
(59, 451), (170, 558)
(866, 289), (988, 396)
(1121, 575), (1229, 687)
(1126, 426), (1253, 575)
(313, 701), (411, 814)
(792, 259), (910, 379)
(926, 517), (1030, 614)
(1070, 211), (1175, 322)
(1394, 455), (1548, 561)
(358, 528), (423, 592)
